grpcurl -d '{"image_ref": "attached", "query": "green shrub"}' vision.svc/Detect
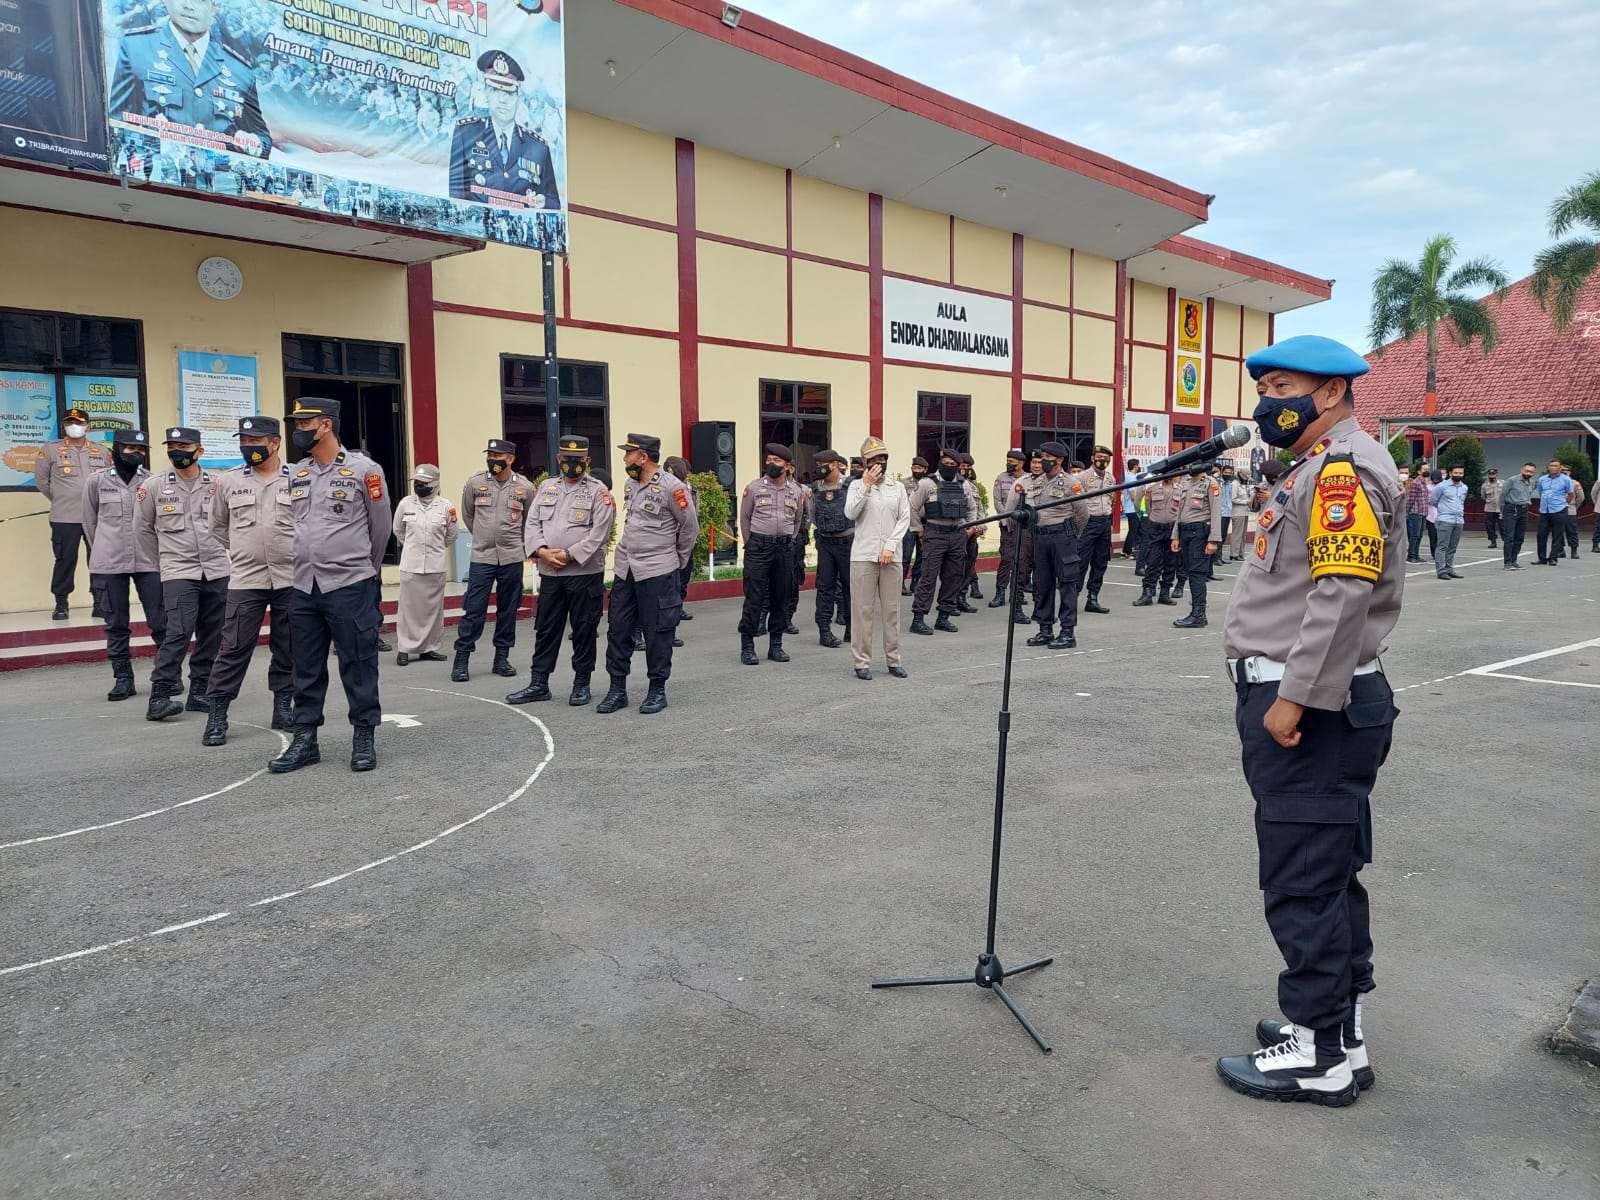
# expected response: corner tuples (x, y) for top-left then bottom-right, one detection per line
(687, 470), (733, 571)
(1553, 440), (1596, 492)
(1437, 434), (1488, 495)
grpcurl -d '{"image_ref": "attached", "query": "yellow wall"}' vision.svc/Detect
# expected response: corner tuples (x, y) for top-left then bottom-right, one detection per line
(568, 215), (678, 332)
(695, 145), (786, 249)
(1243, 309), (1271, 356)
(1211, 358), (1243, 419)
(433, 239), (564, 317)
(1022, 305), (1070, 379)
(1131, 281), (1168, 345)
(1022, 238), (1071, 307)
(1130, 345), (1167, 411)
(1212, 301), (1242, 356)
(791, 175), (867, 265)
(792, 260), (869, 356)
(951, 219), (1011, 296)
(882, 199), (947, 282)
(1075, 253), (1118, 316)
(0, 208), (407, 614)
(566, 111), (676, 225)
(1073, 316), (1116, 384)
(696, 241), (787, 346)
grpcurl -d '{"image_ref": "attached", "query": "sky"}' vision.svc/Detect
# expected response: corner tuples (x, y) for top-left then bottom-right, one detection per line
(743, 0), (1600, 351)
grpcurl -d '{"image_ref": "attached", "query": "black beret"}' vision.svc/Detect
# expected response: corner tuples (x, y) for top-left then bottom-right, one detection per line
(1039, 440), (1068, 457)
(764, 443), (794, 462)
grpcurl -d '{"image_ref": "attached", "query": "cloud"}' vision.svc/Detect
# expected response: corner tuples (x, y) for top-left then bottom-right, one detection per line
(1166, 43), (1223, 65)
(1353, 169), (1432, 197)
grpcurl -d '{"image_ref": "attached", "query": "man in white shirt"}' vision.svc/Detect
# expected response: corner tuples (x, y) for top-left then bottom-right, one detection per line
(843, 437), (911, 681)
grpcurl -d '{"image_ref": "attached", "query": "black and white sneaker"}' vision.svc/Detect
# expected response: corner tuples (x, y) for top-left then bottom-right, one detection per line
(1256, 1017), (1374, 1090)
(1216, 1022), (1359, 1106)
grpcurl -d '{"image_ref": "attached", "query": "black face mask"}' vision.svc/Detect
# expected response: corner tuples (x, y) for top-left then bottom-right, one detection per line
(167, 450), (197, 470)
(559, 460), (586, 479)
(291, 427), (321, 452)
(242, 444), (271, 466)
(764, 461), (784, 479)
(114, 449), (145, 475)
(911, 470), (926, 480)
(487, 458), (509, 476)
(1007, 462), (1022, 475)
(850, 468), (864, 479)
(625, 461), (644, 481)
(1039, 458), (1058, 474)
(414, 483), (434, 497)
(937, 464), (958, 481)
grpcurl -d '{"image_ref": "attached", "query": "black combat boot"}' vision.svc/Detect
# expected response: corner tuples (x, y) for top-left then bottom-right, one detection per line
(767, 634), (790, 663)
(107, 656), (136, 702)
(955, 597), (977, 614)
(1132, 586), (1155, 607)
(819, 626), (842, 648)
(755, 614), (769, 636)
(1157, 586), (1176, 606)
(783, 621), (799, 636)
(900, 580), (912, 597)
(1026, 625), (1054, 647)
(350, 724), (377, 772)
(492, 649), (516, 677)
(933, 614), (959, 633)
(632, 629), (646, 652)
(505, 670), (551, 704)
(145, 682), (183, 722)
(1172, 580), (1185, 599)
(569, 674), (592, 706)
(969, 580), (983, 599)
(268, 728), (320, 773)
(271, 691), (294, 730)
(988, 586), (1008, 608)
(376, 636), (393, 652)
(91, 594), (104, 618)
(1173, 603), (1207, 629)
(185, 685), (210, 713)
(638, 683), (668, 715)
(908, 613), (933, 636)
(1048, 630), (1077, 650)
(451, 650), (471, 682)
(740, 635), (759, 665)
(595, 678), (630, 714)
(1084, 592), (1109, 614)
(202, 697), (231, 747)
(1011, 602), (1030, 625)
(52, 596), (69, 620)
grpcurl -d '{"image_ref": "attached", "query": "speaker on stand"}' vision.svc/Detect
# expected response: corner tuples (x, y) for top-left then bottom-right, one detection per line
(691, 420), (739, 564)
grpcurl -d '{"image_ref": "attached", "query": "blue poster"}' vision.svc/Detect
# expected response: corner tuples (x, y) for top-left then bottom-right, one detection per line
(63, 375), (141, 450)
(0, 372), (59, 491)
(178, 351), (258, 468)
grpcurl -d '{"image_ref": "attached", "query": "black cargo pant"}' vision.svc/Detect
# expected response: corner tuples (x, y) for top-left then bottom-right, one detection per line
(50, 522), (88, 599)
(454, 560), (523, 654)
(1536, 512), (1563, 562)
(151, 575), (229, 691)
(1236, 672), (1395, 1032)
(964, 531), (980, 591)
(901, 529), (922, 589)
(912, 524), (967, 617)
(740, 533), (793, 636)
(1030, 525), (1080, 631)
(207, 586), (293, 701)
(1482, 508), (1501, 545)
(996, 522), (1018, 593)
(1500, 505), (1527, 564)
(291, 576), (382, 728)
(91, 571), (166, 660)
(1137, 520), (1178, 590)
(1079, 515), (1112, 596)
(1176, 523), (1213, 608)
(1121, 511), (1144, 559)
(530, 571), (605, 679)
(606, 570), (680, 685)
(813, 534), (852, 630)
(787, 535), (807, 624)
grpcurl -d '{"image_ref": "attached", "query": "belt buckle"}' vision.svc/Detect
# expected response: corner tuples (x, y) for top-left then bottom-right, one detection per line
(1240, 657), (1264, 684)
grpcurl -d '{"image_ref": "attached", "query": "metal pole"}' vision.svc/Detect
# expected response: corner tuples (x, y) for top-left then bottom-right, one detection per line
(542, 251), (561, 478)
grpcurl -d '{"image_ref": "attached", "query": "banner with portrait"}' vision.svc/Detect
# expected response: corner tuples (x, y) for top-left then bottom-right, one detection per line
(100, 0), (567, 252)
(0, 0), (111, 170)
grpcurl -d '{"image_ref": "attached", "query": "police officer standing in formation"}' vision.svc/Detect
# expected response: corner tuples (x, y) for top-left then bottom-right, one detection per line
(1479, 468), (1503, 550)
(1074, 444), (1116, 615)
(1170, 464), (1224, 629)
(507, 435), (616, 707)
(392, 463), (458, 667)
(597, 434), (695, 714)
(453, 438), (532, 682)
(738, 443), (805, 665)
(449, 51), (560, 210)
(907, 450), (979, 635)
(137, 427), (230, 722)
(1216, 335), (1401, 1107)
(1131, 466), (1183, 608)
(270, 399), (392, 774)
(1025, 440), (1087, 649)
(83, 430), (166, 702)
(34, 406), (109, 619)
(810, 450), (854, 648)
(1013, 451), (1046, 623)
(957, 452), (984, 606)
(989, 448), (1027, 611)
(203, 415), (295, 746)
(901, 456), (929, 596)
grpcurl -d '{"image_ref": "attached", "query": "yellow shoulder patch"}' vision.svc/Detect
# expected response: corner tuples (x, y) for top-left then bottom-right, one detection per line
(1307, 456), (1383, 583)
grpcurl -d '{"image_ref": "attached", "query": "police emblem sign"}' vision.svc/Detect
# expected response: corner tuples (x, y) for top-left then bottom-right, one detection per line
(98, 0), (568, 253)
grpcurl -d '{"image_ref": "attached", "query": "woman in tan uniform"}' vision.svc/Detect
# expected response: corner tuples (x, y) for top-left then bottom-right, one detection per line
(393, 463), (458, 666)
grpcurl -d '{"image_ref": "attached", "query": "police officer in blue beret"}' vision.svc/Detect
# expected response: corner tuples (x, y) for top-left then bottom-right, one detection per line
(109, 0), (271, 159)
(1214, 335), (1404, 1107)
(449, 50), (560, 211)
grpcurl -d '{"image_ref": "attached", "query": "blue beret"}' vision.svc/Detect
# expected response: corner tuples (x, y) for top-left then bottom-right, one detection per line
(1245, 335), (1370, 382)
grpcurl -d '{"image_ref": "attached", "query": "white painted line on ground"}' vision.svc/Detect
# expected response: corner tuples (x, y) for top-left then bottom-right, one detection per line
(0, 912), (231, 979)
(1, 725), (291, 850)
(1406, 556), (1499, 579)
(1465, 638), (1600, 675)
(1472, 672), (1600, 690)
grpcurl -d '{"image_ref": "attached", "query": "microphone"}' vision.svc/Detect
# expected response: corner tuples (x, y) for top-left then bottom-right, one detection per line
(1141, 424), (1252, 477)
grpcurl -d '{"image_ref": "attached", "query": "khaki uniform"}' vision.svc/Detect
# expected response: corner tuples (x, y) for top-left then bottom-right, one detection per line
(1480, 477), (1504, 547)
(1031, 469), (1087, 631)
(454, 467), (534, 660)
(35, 438), (111, 603)
(1172, 473), (1225, 614)
(138, 469), (230, 692)
(608, 467), (696, 686)
(526, 475), (617, 682)
(1136, 477), (1184, 593)
(845, 477), (910, 669)
(207, 463), (296, 704)
(1074, 465), (1117, 599)
(738, 474), (803, 636)
(394, 493), (459, 656)
(83, 464), (167, 661)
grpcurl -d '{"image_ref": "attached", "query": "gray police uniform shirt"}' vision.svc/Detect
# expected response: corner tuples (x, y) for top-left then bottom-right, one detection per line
(1074, 466), (1117, 517)
(992, 472), (1025, 516)
(615, 468), (697, 582)
(211, 464), (295, 590)
(1481, 478), (1504, 510)
(34, 439), (110, 523)
(462, 469), (535, 566)
(905, 476), (929, 532)
(109, 22), (271, 156)
(449, 118), (560, 210)
(83, 466), (160, 574)
(1173, 476), (1225, 541)
(288, 449), (393, 592)
(137, 470), (230, 581)
(525, 475), (616, 577)
(1144, 478), (1182, 526)
(1035, 469), (1087, 530)
(1224, 416), (1405, 711)
(740, 475), (804, 537)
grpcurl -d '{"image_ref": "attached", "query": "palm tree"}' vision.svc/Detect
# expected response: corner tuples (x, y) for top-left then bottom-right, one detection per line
(1369, 235), (1510, 417)
(1530, 170), (1600, 331)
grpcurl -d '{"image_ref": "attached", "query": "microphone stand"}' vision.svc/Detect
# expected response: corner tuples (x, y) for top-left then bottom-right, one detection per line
(872, 461), (1213, 1052)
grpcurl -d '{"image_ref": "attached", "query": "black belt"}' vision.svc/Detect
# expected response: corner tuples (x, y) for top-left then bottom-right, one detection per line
(816, 531), (854, 540)
(1035, 524), (1073, 536)
(1085, 514), (1111, 523)
(925, 521), (963, 530)
(749, 533), (793, 545)
(1501, 503), (1527, 510)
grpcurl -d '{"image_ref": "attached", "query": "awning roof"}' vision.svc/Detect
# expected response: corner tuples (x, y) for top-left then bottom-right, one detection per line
(1125, 235), (1332, 315)
(1378, 412), (1600, 439)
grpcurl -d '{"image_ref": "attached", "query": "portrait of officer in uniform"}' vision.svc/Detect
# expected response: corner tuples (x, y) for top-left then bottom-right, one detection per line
(448, 50), (560, 211)
(109, 0), (272, 158)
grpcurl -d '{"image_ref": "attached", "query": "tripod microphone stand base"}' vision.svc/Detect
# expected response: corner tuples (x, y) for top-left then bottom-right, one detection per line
(872, 952), (1055, 1052)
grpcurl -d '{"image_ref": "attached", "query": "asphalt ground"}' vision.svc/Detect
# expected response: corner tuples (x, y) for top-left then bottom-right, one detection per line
(2, 534), (1596, 1200)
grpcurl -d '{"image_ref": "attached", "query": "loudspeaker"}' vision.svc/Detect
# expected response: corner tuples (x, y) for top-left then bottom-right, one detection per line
(691, 420), (737, 493)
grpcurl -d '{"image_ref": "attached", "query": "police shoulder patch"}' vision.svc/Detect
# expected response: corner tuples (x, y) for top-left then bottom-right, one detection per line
(1307, 455), (1382, 583)
(1210, 483), (1221, 497)
(675, 488), (689, 511)
(365, 474), (384, 501)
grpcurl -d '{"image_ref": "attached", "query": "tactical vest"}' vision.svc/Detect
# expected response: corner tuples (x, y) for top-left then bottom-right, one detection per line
(933, 478), (966, 521)
(813, 482), (852, 534)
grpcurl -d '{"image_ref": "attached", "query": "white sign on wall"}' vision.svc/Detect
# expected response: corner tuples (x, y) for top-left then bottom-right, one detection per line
(882, 277), (1013, 372)
(1122, 412), (1170, 464)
